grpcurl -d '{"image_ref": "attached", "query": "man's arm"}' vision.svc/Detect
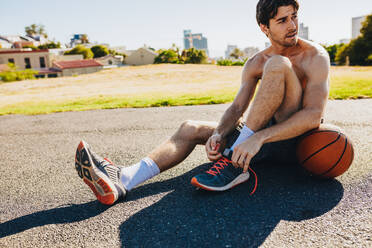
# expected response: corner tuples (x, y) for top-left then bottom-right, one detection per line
(232, 52), (330, 172)
(206, 58), (260, 160)
(256, 53), (330, 143)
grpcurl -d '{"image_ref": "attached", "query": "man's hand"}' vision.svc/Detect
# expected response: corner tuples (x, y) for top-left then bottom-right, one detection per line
(231, 134), (264, 172)
(205, 133), (223, 161)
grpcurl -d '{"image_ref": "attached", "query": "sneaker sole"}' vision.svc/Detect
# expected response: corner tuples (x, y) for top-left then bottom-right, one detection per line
(75, 141), (118, 205)
(190, 172), (250, 191)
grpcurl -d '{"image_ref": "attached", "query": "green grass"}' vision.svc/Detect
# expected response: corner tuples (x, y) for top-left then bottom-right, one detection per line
(0, 91), (237, 115)
(329, 77), (372, 99)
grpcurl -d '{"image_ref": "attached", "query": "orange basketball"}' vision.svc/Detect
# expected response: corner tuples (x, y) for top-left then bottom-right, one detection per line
(296, 125), (354, 178)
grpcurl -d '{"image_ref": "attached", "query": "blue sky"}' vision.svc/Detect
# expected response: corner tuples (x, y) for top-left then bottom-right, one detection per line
(1, 0), (371, 57)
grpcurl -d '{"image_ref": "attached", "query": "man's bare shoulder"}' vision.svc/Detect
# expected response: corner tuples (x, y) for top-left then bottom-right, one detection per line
(300, 39), (330, 64)
(297, 40), (330, 76)
(298, 40), (330, 86)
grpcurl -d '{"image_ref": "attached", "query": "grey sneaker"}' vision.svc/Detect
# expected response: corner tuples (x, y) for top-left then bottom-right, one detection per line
(75, 140), (126, 205)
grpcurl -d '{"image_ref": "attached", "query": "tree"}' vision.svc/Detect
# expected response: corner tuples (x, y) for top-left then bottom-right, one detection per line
(335, 14), (372, 65)
(230, 48), (244, 60)
(25, 24), (48, 38)
(81, 34), (89, 44)
(90, 45), (109, 58)
(154, 49), (179, 63)
(182, 48), (207, 64)
(64, 45), (93, 59)
(322, 43), (344, 63)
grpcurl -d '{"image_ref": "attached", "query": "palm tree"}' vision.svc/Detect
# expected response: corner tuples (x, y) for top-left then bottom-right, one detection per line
(25, 24), (48, 38)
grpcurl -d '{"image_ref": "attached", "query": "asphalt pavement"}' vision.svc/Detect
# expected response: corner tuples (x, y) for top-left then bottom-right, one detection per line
(0, 100), (371, 247)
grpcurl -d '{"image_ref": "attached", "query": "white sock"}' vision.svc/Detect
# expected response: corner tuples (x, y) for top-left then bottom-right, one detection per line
(230, 124), (254, 150)
(120, 157), (160, 191)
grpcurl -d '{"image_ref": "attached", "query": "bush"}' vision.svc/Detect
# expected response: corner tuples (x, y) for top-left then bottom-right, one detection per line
(217, 59), (233, 66)
(217, 59), (246, 66)
(155, 47), (207, 64)
(154, 49), (179, 64)
(38, 42), (61, 49)
(90, 45), (109, 58)
(22, 45), (38, 50)
(181, 48), (207, 64)
(64, 45), (93, 59)
(0, 69), (37, 82)
(367, 54), (372, 63)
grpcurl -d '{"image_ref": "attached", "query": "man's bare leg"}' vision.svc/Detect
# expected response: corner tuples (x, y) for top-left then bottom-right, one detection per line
(117, 120), (217, 192)
(148, 120), (218, 172)
(245, 55), (303, 130)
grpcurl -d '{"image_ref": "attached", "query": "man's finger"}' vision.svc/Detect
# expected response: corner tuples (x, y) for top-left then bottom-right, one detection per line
(208, 153), (222, 161)
(243, 155), (252, 173)
(231, 151), (240, 168)
(211, 139), (217, 150)
(237, 154), (246, 168)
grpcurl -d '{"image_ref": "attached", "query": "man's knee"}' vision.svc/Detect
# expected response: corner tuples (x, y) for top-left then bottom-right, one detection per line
(264, 55), (292, 73)
(177, 120), (202, 141)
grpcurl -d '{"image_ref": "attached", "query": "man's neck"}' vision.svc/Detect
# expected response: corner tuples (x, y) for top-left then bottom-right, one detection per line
(270, 40), (301, 57)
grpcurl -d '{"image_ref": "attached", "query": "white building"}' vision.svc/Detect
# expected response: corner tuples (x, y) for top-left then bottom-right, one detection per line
(225, 45), (238, 59)
(352, 16), (367, 39)
(124, 47), (157, 66)
(299, 23), (309, 40)
(243, 47), (259, 59)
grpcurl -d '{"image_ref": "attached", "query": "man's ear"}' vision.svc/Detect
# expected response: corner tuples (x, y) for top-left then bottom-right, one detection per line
(259, 24), (269, 37)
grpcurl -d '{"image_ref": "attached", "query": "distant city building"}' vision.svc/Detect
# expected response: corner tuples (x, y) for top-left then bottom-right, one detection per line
(70, 34), (90, 47)
(183, 30), (209, 56)
(352, 16), (366, 39)
(339, 38), (350, 44)
(298, 23), (309, 40)
(225, 45), (238, 59)
(243, 47), (259, 59)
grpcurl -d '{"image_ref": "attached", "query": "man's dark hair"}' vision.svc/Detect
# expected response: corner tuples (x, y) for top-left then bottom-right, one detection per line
(256, 0), (299, 27)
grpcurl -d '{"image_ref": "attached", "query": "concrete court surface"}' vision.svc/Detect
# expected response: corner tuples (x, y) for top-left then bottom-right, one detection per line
(0, 99), (371, 247)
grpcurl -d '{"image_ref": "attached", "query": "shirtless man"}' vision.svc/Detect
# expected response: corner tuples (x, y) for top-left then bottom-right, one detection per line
(74, 0), (330, 205)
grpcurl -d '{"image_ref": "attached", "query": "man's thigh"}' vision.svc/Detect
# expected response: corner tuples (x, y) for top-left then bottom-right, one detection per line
(251, 118), (300, 166)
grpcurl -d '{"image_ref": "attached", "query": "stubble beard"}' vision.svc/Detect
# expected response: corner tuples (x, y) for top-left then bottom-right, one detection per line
(270, 31), (298, 48)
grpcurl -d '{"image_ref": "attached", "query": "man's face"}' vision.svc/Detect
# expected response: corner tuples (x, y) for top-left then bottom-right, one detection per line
(262, 5), (299, 47)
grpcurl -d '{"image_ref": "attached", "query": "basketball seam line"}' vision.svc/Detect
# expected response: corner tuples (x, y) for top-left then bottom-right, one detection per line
(319, 135), (348, 177)
(301, 132), (341, 165)
(299, 130), (340, 141)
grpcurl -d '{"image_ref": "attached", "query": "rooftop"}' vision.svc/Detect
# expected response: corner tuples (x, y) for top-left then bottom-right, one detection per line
(0, 49), (49, 54)
(53, 59), (103, 69)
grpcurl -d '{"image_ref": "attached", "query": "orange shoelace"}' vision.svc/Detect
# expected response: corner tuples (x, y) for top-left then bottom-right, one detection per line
(206, 157), (258, 195)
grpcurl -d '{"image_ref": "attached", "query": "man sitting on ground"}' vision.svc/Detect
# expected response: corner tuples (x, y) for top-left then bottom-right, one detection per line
(74, 0), (330, 205)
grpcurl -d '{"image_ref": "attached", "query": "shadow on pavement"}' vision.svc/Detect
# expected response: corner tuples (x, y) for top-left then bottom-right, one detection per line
(0, 201), (108, 238)
(119, 162), (344, 247)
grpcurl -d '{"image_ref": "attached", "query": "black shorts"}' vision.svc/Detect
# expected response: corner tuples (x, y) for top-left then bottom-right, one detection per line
(225, 119), (300, 166)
